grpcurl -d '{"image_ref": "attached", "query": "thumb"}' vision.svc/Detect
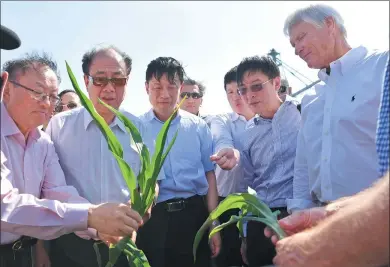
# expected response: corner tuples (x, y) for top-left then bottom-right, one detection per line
(278, 212), (306, 230)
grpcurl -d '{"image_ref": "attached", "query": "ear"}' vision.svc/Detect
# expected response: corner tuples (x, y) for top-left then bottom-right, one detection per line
(273, 76), (281, 92)
(83, 75), (90, 90)
(325, 17), (336, 34)
(145, 81), (150, 94)
(0, 71), (9, 101)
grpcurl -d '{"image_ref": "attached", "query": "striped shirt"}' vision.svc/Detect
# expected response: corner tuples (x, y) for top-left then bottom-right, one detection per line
(237, 100), (301, 208)
(377, 60), (390, 176)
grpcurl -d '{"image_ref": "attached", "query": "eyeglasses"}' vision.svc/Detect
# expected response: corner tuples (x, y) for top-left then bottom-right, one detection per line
(180, 92), (202, 99)
(9, 80), (60, 104)
(87, 75), (128, 88)
(237, 79), (272, 96)
(54, 101), (79, 113)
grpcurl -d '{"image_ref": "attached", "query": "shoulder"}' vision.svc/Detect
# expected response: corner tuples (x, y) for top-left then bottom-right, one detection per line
(50, 106), (84, 126)
(119, 108), (145, 128)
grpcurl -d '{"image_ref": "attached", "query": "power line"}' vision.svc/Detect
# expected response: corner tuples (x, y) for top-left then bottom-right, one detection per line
(277, 59), (314, 84)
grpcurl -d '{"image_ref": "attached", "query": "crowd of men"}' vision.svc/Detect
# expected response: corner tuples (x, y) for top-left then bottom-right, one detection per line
(1, 3), (389, 267)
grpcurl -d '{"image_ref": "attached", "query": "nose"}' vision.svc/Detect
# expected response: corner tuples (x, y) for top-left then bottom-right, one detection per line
(295, 44), (304, 57)
(102, 81), (115, 93)
(39, 95), (51, 109)
(160, 86), (170, 98)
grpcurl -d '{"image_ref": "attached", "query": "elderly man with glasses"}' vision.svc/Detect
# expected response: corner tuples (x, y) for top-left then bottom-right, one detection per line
(46, 44), (152, 267)
(0, 47), (143, 267)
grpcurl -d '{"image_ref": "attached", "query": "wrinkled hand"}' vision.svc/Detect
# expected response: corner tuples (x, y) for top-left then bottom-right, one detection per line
(240, 239), (248, 265)
(264, 207), (328, 244)
(273, 230), (325, 267)
(88, 202), (143, 237)
(209, 232), (221, 258)
(35, 240), (51, 267)
(210, 148), (239, 170)
(142, 205), (153, 224)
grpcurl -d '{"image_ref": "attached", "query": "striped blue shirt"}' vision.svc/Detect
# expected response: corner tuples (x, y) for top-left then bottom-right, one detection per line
(238, 100), (301, 208)
(139, 109), (215, 203)
(377, 60), (390, 176)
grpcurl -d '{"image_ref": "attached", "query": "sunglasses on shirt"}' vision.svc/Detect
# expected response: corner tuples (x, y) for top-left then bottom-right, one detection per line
(87, 75), (128, 87)
(55, 101), (78, 113)
(180, 92), (203, 99)
(237, 79), (272, 96)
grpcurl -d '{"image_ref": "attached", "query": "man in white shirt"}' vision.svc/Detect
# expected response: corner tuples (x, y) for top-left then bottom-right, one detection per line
(284, 4), (389, 213)
(46, 45), (148, 267)
(210, 66), (254, 267)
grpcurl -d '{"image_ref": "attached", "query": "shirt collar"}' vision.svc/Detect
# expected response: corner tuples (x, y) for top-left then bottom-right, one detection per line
(1, 102), (41, 140)
(83, 107), (127, 133)
(230, 112), (247, 122)
(318, 46), (367, 81)
(145, 108), (181, 124)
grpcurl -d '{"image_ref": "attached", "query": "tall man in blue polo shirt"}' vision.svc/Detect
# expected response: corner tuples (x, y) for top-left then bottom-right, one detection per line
(136, 57), (221, 267)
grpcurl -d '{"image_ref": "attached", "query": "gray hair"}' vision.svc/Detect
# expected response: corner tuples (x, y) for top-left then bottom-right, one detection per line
(283, 4), (347, 37)
(183, 78), (206, 96)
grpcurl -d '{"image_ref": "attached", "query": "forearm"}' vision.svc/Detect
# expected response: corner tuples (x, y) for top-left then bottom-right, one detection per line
(310, 172), (389, 266)
(205, 171), (219, 213)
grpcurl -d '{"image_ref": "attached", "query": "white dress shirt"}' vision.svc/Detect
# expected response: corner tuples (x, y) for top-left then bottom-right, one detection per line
(287, 46), (389, 212)
(46, 107), (144, 205)
(210, 112), (249, 197)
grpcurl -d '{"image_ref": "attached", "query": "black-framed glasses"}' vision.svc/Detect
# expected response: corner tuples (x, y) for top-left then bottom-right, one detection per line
(237, 79), (272, 96)
(54, 101), (79, 113)
(180, 92), (202, 99)
(9, 80), (60, 104)
(87, 75), (128, 87)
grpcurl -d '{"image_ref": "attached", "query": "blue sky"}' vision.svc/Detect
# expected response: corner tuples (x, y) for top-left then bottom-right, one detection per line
(1, 1), (388, 115)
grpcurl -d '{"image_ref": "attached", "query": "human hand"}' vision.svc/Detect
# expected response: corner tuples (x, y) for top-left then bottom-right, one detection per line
(210, 148), (239, 170)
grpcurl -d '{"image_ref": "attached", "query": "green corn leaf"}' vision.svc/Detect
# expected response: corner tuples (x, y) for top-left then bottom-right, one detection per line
(208, 215), (243, 238)
(98, 99), (151, 194)
(192, 193), (286, 262)
(65, 61), (123, 158)
(107, 236), (130, 267)
(122, 240), (150, 267)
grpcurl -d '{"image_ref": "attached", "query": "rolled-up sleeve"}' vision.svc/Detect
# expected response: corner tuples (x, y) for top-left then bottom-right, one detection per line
(286, 129), (317, 213)
(210, 115), (234, 153)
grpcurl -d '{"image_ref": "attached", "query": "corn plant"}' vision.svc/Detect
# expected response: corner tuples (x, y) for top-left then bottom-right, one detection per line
(192, 191), (287, 262)
(65, 61), (183, 267)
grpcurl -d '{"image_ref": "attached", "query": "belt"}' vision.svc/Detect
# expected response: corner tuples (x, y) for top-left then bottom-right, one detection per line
(0, 236), (38, 252)
(160, 195), (205, 212)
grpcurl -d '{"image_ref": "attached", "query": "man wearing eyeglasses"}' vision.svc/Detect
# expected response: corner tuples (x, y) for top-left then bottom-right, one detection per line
(234, 56), (301, 266)
(46, 45), (147, 267)
(0, 48), (143, 267)
(55, 89), (81, 113)
(179, 78), (210, 121)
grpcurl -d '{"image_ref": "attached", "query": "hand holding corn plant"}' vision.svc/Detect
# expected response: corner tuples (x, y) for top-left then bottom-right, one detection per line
(192, 190), (286, 263)
(66, 61), (183, 267)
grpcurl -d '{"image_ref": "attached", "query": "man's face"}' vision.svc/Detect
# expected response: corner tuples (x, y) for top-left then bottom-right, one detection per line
(146, 73), (181, 116)
(3, 65), (59, 131)
(238, 71), (280, 115)
(84, 50), (128, 116)
(289, 20), (335, 69)
(180, 84), (203, 115)
(225, 81), (251, 115)
(55, 92), (81, 113)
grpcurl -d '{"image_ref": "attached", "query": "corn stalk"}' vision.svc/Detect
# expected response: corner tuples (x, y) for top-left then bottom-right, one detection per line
(192, 191), (286, 263)
(66, 61), (183, 267)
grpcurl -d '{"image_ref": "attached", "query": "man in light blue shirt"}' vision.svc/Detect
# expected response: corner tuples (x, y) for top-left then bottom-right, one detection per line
(236, 56), (301, 267)
(210, 66), (254, 267)
(46, 45), (145, 267)
(136, 57), (221, 267)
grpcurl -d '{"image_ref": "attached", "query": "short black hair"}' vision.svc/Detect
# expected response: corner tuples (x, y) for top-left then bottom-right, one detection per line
(2, 51), (61, 83)
(58, 89), (77, 100)
(183, 78), (206, 96)
(236, 55), (280, 85)
(81, 45), (132, 76)
(145, 57), (186, 84)
(223, 66), (238, 91)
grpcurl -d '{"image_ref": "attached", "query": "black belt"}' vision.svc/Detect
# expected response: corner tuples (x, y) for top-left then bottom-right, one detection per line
(158, 195), (205, 212)
(0, 236), (37, 252)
